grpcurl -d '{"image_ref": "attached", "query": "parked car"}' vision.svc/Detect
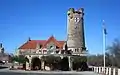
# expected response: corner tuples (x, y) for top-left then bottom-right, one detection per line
(0, 60), (5, 65)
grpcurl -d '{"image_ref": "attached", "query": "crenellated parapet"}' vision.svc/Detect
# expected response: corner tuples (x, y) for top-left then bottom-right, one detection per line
(67, 8), (84, 18)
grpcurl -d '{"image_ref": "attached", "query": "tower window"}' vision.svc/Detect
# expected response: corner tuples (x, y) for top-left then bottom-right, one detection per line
(74, 17), (80, 23)
(70, 16), (73, 19)
(68, 13), (70, 16)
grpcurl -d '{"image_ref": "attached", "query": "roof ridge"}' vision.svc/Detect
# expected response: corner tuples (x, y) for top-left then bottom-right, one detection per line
(32, 40), (45, 41)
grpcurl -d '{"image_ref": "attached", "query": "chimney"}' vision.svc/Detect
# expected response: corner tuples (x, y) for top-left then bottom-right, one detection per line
(28, 37), (31, 42)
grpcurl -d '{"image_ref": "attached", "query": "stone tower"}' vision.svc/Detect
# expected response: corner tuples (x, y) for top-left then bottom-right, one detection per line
(67, 8), (86, 55)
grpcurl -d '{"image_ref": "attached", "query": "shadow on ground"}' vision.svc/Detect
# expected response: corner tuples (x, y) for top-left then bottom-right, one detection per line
(0, 66), (8, 69)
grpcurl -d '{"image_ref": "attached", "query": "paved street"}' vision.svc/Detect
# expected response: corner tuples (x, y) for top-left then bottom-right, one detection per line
(0, 68), (101, 75)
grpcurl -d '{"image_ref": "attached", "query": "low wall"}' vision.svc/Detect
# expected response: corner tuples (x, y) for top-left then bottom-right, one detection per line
(92, 66), (120, 75)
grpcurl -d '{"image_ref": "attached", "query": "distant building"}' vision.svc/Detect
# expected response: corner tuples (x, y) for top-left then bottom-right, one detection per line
(0, 43), (4, 53)
(0, 43), (11, 63)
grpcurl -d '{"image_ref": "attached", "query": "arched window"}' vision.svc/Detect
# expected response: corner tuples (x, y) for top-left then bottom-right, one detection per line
(40, 45), (42, 48)
(56, 50), (59, 54)
(50, 46), (53, 49)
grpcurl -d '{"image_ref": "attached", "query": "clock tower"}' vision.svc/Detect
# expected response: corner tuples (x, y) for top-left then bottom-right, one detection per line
(67, 8), (86, 55)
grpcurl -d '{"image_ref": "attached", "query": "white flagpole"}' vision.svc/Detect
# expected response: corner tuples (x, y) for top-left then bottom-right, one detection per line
(103, 20), (107, 74)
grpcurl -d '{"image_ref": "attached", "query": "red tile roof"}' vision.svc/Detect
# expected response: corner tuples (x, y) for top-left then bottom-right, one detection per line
(18, 36), (65, 50)
(58, 41), (65, 48)
(18, 40), (46, 49)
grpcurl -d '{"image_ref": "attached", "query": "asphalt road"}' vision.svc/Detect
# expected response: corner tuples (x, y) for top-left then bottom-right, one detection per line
(0, 68), (101, 75)
(0, 72), (99, 75)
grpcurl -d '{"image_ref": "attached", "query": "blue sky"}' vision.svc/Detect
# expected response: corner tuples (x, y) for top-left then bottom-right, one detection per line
(0, 0), (120, 54)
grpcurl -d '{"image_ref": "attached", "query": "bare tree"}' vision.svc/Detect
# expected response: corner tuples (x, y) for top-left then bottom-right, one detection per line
(107, 39), (120, 68)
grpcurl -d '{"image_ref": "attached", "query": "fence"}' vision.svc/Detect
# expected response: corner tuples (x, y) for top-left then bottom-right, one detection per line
(92, 66), (120, 75)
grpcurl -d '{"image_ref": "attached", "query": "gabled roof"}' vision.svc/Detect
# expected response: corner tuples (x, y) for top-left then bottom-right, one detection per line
(42, 36), (62, 49)
(18, 36), (65, 50)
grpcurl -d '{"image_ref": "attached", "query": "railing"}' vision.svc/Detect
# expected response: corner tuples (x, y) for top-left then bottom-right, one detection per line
(91, 66), (120, 75)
